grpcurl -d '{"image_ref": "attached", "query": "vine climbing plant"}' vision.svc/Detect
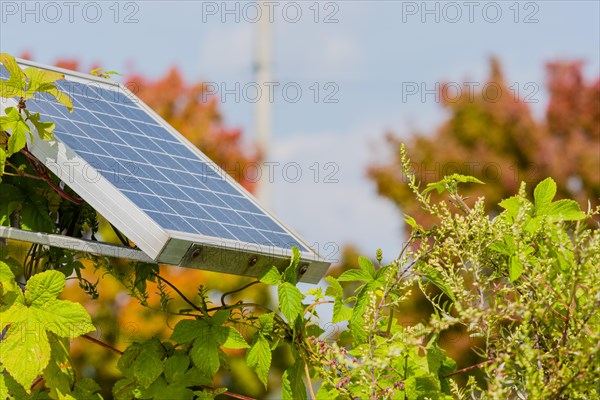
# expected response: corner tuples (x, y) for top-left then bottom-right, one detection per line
(1, 53), (599, 399)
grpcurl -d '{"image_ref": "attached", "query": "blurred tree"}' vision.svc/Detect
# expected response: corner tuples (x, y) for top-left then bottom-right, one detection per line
(369, 58), (600, 231)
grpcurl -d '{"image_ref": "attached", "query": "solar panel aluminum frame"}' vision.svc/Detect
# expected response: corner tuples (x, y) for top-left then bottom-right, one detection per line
(0, 59), (330, 283)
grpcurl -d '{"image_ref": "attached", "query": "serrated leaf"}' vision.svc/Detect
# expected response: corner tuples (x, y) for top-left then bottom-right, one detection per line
(164, 353), (190, 384)
(260, 266), (281, 285)
(0, 148), (6, 181)
(259, 313), (275, 335)
(210, 309), (231, 326)
(133, 345), (164, 389)
(337, 269), (372, 282)
(23, 67), (72, 111)
(422, 267), (455, 302)
(282, 360), (307, 400)
(509, 256), (523, 282)
(350, 282), (375, 344)
(0, 53), (26, 97)
(357, 256), (376, 278)
(423, 174), (483, 194)
(171, 319), (209, 344)
(44, 335), (76, 399)
(324, 276), (343, 298)
(2, 107), (31, 155)
(0, 260), (15, 282)
(246, 334), (271, 388)
(283, 247), (301, 284)
(546, 199), (586, 221)
(190, 336), (221, 379)
(27, 111), (55, 140)
(533, 177), (556, 215)
(332, 298), (353, 323)
(499, 196), (523, 219)
(25, 270), (66, 306)
(278, 282), (305, 323)
(315, 383), (340, 400)
(0, 324), (51, 390)
(219, 326), (249, 349)
(488, 240), (512, 256)
(34, 300), (95, 338)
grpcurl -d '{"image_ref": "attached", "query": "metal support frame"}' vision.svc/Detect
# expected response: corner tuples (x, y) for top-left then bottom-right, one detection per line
(0, 226), (155, 263)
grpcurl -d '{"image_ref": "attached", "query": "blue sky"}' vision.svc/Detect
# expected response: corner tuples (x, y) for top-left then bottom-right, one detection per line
(2, 1), (599, 263)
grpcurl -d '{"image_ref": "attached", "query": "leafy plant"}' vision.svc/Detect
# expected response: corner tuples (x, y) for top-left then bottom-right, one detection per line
(1, 53), (598, 399)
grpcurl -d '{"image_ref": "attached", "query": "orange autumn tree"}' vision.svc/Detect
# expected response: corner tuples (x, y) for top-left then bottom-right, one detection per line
(369, 58), (600, 232)
(33, 58), (270, 396)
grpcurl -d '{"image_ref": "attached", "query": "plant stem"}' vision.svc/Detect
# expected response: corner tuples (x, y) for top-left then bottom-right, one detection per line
(304, 361), (316, 400)
(81, 334), (123, 355)
(221, 280), (260, 307)
(443, 359), (494, 378)
(155, 273), (204, 313)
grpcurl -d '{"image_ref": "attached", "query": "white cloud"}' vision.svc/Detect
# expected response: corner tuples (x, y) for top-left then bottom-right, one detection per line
(268, 127), (404, 264)
(197, 24), (254, 78)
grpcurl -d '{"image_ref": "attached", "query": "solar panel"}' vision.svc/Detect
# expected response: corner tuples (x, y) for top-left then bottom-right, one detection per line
(0, 60), (329, 283)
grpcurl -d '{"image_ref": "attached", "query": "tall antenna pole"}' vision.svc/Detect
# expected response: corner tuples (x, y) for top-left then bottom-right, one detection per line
(255, 1), (273, 208)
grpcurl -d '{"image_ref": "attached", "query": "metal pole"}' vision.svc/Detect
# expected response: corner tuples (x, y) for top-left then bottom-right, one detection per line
(255, 1), (273, 208)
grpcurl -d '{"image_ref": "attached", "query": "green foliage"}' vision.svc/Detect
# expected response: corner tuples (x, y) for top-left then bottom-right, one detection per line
(0, 264), (94, 392)
(0, 53), (71, 182)
(1, 53), (597, 399)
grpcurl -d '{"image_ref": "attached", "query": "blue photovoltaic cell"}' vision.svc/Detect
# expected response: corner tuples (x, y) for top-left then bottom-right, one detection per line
(14, 75), (306, 251)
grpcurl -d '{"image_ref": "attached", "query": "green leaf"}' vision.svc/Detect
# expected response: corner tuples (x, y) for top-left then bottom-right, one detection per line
(259, 266), (281, 285)
(488, 240), (512, 256)
(219, 326), (250, 349)
(164, 353), (190, 384)
(246, 334), (272, 389)
(422, 266), (455, 302)
(0, 260), (15, 282)
(171, 319), (208, 344)
(509, 256), (523, 282)
(26, 111), (55, 140)
(0, 53), (26, 98)
(337, 269), (372, 282)
(546, 199), (586, 221)
(44, 335), (76, 399)
(34, 300), (95, 338)
(278, 282), (305, 323)
(23, 67), (72, 111)
(350, 282), (375, 344)
(324, 276), (343, 298)
(358, 256), (376, 278)
(0, 148), (6, 181)
(133, 345), (164, 389)
(210, 309), (231, 326)
(0, 373), (29, 400)
(25, 270), (66, 306)
(1, 107), (31, 155)
(499, 196), (522, 218)
(282, 360), (307, 400)
(0, 324), (51, 390)
(423, 174), (483, 194)
(283, 247), (301, 284)
(533, 177), (556, 215)
(190, 336), (221, 379)
(0, 183), (25, 225)
(20, 194), (55, 233)
(258, 313), (275, 335)
(332, 298), (353, 323)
